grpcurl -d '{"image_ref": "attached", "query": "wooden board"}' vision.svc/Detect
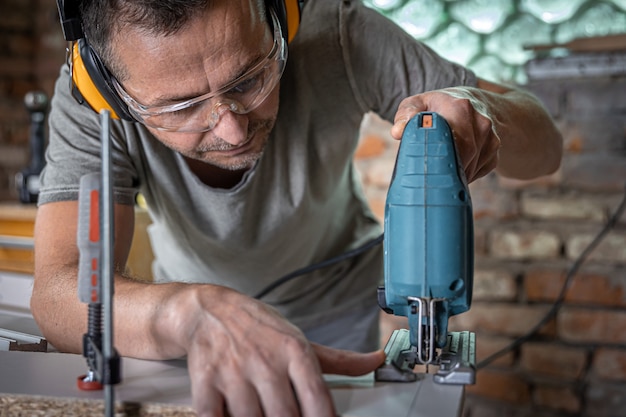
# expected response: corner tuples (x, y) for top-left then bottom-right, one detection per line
(0, 351), (464, 417)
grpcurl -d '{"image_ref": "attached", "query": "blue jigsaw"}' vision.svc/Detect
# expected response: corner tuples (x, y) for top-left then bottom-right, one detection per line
(376, 112), (476, 385)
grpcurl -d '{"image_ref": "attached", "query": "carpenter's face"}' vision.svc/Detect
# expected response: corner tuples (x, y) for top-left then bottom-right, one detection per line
(112, 0), (281, 171)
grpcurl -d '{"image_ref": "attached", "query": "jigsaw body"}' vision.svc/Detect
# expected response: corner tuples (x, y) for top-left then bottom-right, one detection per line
(377, 112), (476, 385)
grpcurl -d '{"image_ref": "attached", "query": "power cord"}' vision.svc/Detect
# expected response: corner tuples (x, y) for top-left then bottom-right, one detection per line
(253, 234), (384, 300)
(477, 183), (626, 369)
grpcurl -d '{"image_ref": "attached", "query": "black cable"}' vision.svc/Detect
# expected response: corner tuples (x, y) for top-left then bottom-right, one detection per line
(254, 234), (384, 300)
(477, 184), (626, 369)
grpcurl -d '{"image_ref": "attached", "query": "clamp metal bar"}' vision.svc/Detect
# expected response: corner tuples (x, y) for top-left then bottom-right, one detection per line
(100, 110), (116, 417)
(0, 236), (34, 250)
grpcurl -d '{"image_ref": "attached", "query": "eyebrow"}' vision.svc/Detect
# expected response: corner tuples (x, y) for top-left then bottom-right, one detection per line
(147, 50), (267, 107)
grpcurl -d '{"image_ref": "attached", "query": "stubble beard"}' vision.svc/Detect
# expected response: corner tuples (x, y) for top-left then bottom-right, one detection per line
(193, 117), (275, 171)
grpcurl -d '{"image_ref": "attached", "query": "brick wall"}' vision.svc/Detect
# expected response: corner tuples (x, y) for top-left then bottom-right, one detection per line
(359, 71), (626, 416)
(0, 0), (64, 201)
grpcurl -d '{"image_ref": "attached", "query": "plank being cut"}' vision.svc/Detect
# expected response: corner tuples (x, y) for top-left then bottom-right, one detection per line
(0, 351), (464, 416)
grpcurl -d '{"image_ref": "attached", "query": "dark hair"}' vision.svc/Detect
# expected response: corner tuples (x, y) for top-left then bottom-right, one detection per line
(79, 0), (210, 78)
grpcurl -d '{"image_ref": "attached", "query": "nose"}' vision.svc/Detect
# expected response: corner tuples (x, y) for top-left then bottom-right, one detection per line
(210, 103), (249, 146)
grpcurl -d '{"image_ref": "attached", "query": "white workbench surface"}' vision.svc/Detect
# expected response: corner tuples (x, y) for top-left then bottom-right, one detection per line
(0, 350), (464, 416)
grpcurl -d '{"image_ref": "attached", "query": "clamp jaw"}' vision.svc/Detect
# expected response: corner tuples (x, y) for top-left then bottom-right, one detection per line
(376, 112), (476, 385)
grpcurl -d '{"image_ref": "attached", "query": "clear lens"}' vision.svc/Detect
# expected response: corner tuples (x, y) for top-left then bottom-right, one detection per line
(113, 9), (286, 133)
(138, 57), (285, 132)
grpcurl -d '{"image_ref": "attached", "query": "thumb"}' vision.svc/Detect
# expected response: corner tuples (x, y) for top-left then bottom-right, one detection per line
(311, 343), (386, 376)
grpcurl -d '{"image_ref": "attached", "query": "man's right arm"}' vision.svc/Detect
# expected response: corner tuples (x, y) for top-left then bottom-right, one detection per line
(31, 200), (177, 357)
(31, 200), (384, 416)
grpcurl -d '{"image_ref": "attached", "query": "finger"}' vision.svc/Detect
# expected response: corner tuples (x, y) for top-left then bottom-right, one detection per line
(464, 114), (499, 182)
(472, 148), (499, 182)
(448, 127), (479, 181)
(313, 344), (386, 376)
(288, 358), (335, 417)
(191, 373), (225, 417)
(391, 98), (427, 140)
(255, 371), (300, 417)
(222, 377), (264, 417)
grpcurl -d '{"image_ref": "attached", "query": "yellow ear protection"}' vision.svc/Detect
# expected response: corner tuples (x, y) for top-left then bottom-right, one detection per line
(56, 0), (302, 121)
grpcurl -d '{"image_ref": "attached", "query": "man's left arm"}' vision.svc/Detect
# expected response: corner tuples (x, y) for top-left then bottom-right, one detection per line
(390, 78), (563, 182)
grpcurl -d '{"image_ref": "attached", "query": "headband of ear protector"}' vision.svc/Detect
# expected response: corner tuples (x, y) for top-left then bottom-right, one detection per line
(55, 0), (301, 121)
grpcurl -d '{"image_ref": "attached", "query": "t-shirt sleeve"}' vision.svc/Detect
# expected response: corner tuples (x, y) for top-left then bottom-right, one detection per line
(38, 65), (139, 206)
(338, 0), (478, 122)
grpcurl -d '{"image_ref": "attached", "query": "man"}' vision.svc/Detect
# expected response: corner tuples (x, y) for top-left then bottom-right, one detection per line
(31, 0), (562, 416)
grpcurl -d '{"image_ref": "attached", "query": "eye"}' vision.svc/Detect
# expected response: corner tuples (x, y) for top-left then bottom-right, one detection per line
(150, 102), (200, 125)
(228, 73), (262, 95)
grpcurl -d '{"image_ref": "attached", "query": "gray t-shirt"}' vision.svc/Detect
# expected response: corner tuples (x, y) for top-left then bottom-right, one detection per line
(39, 0), (476, 331)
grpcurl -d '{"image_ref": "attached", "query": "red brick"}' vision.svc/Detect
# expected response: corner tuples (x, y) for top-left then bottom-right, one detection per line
(354, 134), (386, 159)
(473, 226), (488, 256)
(0, 145), (29, 168)
(5, 124), (29, 146)
(0, 58), (33, 77)
(449, 302), (556, 337)
(6, 34), (36, 56)
(566, 232), (626, 263)
(592, 348), (626, 381)
(520, 192), (606, 222)
(560, 115), (625, 154)
(465, 369), (530, 404)
(0, 13), (31, 31)
(0, 102), (29, 125)
(561, 153), (626, 192)
(525, 269), (626, 308)
(490, 229), (561, 260)
(586, 382), (626, 415)
(532, 384), (581, 414)
(363, 158), (394, 189)
(461, 398), (519, 417)
(497, 170), (563, 190)
(520, 342), (587, 380)
(474, 335), (516, 368)
(565, 78), (626, 114)
(6, 79), (39, 99)
(472, 269), (517, 301)
(469, 174), (519, 220)
(362, 189), (385, 223)
(559, 307), (626, 344)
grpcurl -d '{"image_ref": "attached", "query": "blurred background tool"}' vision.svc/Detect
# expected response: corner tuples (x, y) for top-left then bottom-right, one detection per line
(15, 91), (48, 204)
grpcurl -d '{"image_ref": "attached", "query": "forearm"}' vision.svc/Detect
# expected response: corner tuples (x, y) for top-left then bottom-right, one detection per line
(445, 84), (563, 179)
(30, 266), (196, 359)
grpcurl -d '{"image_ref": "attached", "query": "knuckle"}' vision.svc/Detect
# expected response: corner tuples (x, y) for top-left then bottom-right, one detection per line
(475, 115), (492, 134)
(453, 97), (474, 116)
(283, 334), (310, 356)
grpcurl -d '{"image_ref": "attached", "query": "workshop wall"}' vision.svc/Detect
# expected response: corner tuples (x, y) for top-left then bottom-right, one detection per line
(0, 0), (64, 201)
(0, 1), (625, 417)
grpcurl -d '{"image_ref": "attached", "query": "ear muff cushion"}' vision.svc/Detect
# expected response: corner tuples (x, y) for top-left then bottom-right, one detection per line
(72, 40), (133, 121)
